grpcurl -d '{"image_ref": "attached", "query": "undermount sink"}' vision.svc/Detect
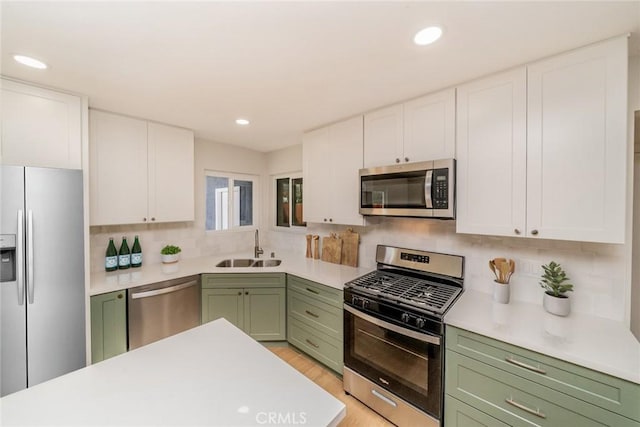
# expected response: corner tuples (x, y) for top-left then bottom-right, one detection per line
(252, 259), (282, 267)
(215, 258), (282, 268)
(215, 258), (255, 268)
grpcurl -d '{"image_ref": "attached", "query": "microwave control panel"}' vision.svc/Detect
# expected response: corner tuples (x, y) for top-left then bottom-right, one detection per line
(432, 169), (449, 209)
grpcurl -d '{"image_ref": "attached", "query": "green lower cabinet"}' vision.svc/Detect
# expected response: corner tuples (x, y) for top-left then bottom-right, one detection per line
(243, 287), (286, 341)
(445, 325), (640, 427)
(90, 290), (127, 364)
(201, 274), (286, 341)
(202, 288), (244, 330)
(445, 395), (509, 427)
(286, 275), (343, 375)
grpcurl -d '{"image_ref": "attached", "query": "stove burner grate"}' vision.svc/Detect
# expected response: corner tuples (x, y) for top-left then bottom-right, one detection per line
(347, 271), (460, 314)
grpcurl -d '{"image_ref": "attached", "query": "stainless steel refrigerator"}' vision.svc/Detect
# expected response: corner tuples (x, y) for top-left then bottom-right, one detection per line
(0, 166), (86, 397)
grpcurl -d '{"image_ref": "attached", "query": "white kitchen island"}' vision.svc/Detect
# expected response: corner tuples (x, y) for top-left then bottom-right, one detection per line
(0, 319), (346, 426)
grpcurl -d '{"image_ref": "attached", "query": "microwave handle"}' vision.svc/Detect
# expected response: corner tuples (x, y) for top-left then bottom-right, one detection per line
(424, 170), (433, 209)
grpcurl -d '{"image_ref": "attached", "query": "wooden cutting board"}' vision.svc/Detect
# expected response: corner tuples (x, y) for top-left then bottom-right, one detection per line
(321, 233), (342, 264)
(340, 228), (359, 267)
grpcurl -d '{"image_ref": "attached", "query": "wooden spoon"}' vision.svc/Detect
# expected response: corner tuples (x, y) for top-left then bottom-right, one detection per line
(489, 260), (500, 282)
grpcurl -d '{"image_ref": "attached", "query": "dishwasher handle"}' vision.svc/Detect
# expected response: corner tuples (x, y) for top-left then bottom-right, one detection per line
(130, 280), (199, 299)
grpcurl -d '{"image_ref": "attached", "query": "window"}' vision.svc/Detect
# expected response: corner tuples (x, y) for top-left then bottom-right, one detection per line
(275, 175), (305, 228)
(205, 172), (257, 231)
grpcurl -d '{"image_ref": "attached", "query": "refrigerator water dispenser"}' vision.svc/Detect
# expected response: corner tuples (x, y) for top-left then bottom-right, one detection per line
(0, 234), (16, 282)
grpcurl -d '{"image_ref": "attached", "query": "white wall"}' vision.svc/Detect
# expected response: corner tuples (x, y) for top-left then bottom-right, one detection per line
(89, 138), (267, 271)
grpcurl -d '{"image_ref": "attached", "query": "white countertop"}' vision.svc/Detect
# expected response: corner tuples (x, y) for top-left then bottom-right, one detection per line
(0, 319), (346, 426)
(445, 289), (640, 384)
(90, 249), (371, 296)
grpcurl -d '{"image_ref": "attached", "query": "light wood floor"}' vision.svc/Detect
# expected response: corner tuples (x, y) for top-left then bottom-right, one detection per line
(268, 346), (394, 427)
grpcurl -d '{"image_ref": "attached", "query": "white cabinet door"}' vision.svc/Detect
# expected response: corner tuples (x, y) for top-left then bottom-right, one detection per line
(303, 116), (364, 226)
(404, 88), (456, 162)
(456, 68), (527, 237)
(363, 104), (403, 168)
(89, 110), (148, 225)
(148, 123), (194, 223)
(328, 116), (364, 226)
(1, 79), (82, 169)
(527, 36), (627, 243)
(302, 126), (331, 224)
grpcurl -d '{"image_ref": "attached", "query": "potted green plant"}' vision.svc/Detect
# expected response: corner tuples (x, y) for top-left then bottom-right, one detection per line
(160, 245), (182, 264)
(540, 261), (573, 316)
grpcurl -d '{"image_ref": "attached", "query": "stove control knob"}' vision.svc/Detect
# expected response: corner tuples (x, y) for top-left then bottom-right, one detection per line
(362, 299), (370, 309)
(401, 313), (410, 323)
(352, 296), (360, 305)
(416, 318), (426, 328)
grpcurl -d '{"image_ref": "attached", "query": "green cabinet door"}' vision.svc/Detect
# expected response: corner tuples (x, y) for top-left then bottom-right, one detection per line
(244, 288), (286, 341)
(202, 288), (244, 330)
(445, 395), (509, 427)
(90, 290), (127, 364)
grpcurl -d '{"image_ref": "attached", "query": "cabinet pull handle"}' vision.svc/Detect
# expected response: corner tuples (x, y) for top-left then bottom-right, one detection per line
(305, 339), (319, 348)
(305, 310), (319, 318)
(505, 397), (546, 419)
(395, 158), (400, 163)
(117, 293), (123, 299)
(505, 356), (547, 374)
(531, 229), (539, 235)
(245, 291), (249, 295)
(404, 157), (409, 162)
(305, 287), (319, 295)
(143, 217), (147, 222)
(238, 292), (242, 295)
(514, 228), (521, 235)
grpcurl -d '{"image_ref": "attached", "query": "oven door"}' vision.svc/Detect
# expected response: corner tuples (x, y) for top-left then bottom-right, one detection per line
(343, 304), (442, 418)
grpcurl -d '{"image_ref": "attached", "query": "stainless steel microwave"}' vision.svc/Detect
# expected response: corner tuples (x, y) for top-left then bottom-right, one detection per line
(359, 159), (455, 219)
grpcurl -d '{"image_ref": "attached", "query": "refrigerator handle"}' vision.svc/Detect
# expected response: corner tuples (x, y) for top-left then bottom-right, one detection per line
(27, 210), (34, 304)
(17, 210), (25, 305)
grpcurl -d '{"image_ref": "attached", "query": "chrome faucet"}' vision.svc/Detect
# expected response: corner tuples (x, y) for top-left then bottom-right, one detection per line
(254, 230), (263, 258)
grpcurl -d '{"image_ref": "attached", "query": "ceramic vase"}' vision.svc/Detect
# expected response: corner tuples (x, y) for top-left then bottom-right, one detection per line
(543, 292), (570, 316)
(493, 281), (510, 304)
(161, 253), (180, 264)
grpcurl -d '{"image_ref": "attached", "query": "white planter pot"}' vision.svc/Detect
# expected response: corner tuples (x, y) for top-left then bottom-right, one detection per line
(493, 281), (510, 304)
(161, 253), (180, 264)
(543, 292), (570, 317)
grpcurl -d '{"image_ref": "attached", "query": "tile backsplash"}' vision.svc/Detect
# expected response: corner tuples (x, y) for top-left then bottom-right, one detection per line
(91, 216), (629, 322)
(267, 217), (628, 322)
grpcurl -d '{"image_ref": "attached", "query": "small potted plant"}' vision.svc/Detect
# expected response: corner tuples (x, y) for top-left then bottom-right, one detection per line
(540, 261), (573, 316)
(161, 245), (182, 264)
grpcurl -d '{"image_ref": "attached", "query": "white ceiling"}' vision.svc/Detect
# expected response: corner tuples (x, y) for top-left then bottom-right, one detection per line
(2, 1), (640, 153)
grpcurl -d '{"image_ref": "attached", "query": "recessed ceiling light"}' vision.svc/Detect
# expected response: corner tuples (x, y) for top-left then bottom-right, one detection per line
(13, 54), (48, 69)
(235, 118), (250, 126)
(413, 26), (443, 46)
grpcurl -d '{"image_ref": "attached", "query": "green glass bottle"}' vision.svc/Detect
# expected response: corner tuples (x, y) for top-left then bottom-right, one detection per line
(105, 237), (118, 272)
(118, 236), (130, 270)
(131, 235), (142, 268)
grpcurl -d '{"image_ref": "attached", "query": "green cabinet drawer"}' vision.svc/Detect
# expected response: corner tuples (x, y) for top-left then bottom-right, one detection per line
(445, 395), (509, 427)
(90, 290), (127, 364)
(446, 350), (639, 427)
(202, 273), (285, 289)
(446, 326), (640, 421)
(287, 275), (342, 308)
(288, 317), (343, 374)
(288, 288), (342, 339)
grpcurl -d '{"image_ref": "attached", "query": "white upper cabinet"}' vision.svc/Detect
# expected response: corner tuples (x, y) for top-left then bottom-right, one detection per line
(526, 36), (627, 243)
(456, 68), (527, 237)
(364, 88), (455, 168)
(90, 110), (194, 226)
(457, 36), (628, 243)
(1, 79), (83, 169)
(403, 88), (456, 162)
(363, 104), (403, 168)
(147, 122), (195, 223)
(303, 116), (364, 226)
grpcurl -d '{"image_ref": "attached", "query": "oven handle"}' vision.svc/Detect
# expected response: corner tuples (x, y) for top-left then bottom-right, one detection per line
(344, 304), (441, 345)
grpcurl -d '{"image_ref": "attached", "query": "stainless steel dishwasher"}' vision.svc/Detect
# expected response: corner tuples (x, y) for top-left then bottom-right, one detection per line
(128, 275), (201, 350)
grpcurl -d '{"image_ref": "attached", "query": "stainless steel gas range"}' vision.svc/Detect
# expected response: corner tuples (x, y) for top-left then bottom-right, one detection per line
(343, 245), (464, 426)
